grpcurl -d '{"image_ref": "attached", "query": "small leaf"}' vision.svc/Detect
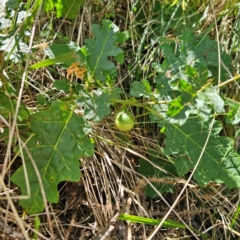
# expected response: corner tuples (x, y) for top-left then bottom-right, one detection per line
(76, 88), (112, 122)
(137, 150), (177, 198)
(6, 0), (20, 10)
(200, 87), (224, 113)
(85, 20), (123, 83)
(0, 92), (29, 122)
(174, 155), (192, 176)
(53, 80), (71, 93)
(116, 31), (130, 44)
(0, 33), (29, 63)
(29, 52), (78, 69)
(36, 95), (49, 106)
(225, 99), (240, 125)
(29, 42), (85, 69)
(44, 42), (84, 67)
(114, 52), (124, 64)
(130, 80), (152, 98)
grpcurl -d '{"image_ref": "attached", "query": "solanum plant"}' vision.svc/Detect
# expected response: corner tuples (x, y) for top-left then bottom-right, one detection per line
(1, 0), (240, 215)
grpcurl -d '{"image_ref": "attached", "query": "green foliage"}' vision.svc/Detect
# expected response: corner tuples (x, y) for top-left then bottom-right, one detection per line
(43, 0), (84, 19)
(0, 32), (29, 62)
(0, 1), (39, 62)
(137, 151), (177, 197)
(133, 26), (239, 197)
(76, 88), (113, 122)
(30, 20), (123, 88)
(1, 0), (240, 216)
(149, 31), (230, 125)
(0, 0), (30, 62)
(29, 42), (84, 71)
(225, 98), (240, 125)
(164, 119), (240, 188)
(75, 86), (121, 121)
(85, 20), (123, 83)
(0, 92), (29, 122)
(11, 101), (94, 214)
(44, 42), (83, 67)
(33, 216), (41, 239)
(6, 0), (20, 10)
(118, 213), (207, 238)
(152, 1), (201, 36)
(130, 80), (152, 98)
(231, 203), (240, 229)
(53, 79), (71, 93)
(118, 214), (186, 228)
(6, 17), (123, 214)
(0, 92), (29, 144)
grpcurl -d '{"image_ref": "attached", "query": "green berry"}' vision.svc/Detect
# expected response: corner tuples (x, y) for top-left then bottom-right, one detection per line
(115, 111), (135, 131)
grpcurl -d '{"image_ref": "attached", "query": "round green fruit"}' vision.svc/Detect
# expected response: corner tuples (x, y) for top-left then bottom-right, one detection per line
(115, 111), (135, 131)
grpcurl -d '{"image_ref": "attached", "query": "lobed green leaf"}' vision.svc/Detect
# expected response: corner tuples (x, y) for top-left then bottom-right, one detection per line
(76, 88), (113, 122)
(85, 20), (123, 83)
(11, 101), (94, 214)
(164, 119), (240, 188)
